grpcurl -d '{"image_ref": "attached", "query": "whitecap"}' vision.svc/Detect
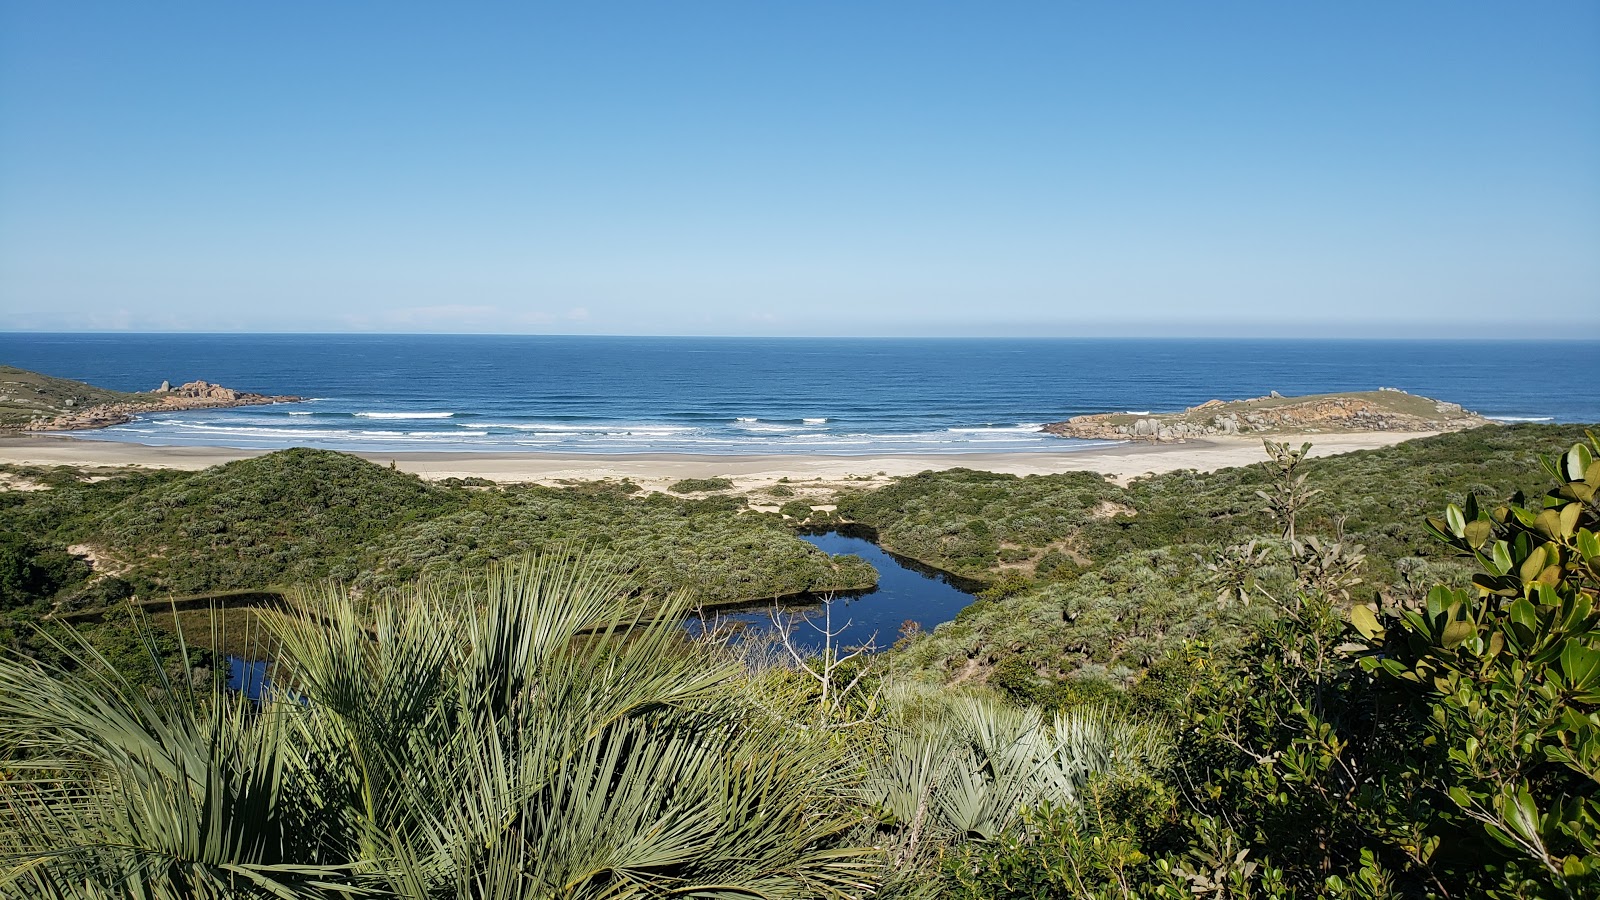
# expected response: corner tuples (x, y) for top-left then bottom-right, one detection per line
(355, 411), (455, 419)
(1488, 416), (1554, 422)
(802, 417), (828, 425)
(946, 424), (1048, 435)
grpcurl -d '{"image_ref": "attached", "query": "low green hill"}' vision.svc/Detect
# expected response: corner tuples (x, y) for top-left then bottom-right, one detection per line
(2, 448), (872, 603)
(78, 448), (465, 592)
(0, 365), (145, 427)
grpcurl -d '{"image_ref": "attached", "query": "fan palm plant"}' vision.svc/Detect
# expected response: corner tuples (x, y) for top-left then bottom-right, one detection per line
(863, 689), (1166, 868)
(0, 623), (364, 899)
(1, 553), (884, 899)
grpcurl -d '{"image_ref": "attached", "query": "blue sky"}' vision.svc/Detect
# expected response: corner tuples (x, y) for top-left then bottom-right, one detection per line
(2, 2), (1596, 337)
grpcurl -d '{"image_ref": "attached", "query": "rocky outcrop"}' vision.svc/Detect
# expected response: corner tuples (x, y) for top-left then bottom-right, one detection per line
(155, 379), (245, 401)
(24, 380), (302, 432)
(1044, 390), (1488, 443)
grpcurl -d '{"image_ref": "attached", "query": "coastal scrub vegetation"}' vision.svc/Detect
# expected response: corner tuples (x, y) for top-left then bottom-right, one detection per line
(668, 476), (736, 493)
(0, 448), (872, 602)
(2, 423), (1599, 897)
(859, 424), (1597, 693)
(0, 365), (146, 427)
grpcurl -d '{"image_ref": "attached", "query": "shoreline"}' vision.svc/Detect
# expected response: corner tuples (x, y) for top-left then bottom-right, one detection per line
(0, 431), (1448, 490)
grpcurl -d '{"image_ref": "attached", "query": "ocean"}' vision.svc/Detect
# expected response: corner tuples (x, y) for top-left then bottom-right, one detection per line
(3, 334), (1595, 454)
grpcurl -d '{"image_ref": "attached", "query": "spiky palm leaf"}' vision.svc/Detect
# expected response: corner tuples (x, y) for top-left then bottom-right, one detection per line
(0, 618), (366, 899)
(3, 553), (885, 899)
(277, 553), (881, 898)
(864, 691), (1167, 857)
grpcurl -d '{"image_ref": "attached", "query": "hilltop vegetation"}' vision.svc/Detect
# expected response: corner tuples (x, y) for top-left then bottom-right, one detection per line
(0, 448), (872, 607)
(0, 364), (144, 427)
(77, 449), (464, 591)
(1047, 388), (1486, 442)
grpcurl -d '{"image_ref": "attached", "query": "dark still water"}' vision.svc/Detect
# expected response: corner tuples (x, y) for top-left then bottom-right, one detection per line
(228, 531), (975, 688)
(700, 530), (980, 652)
(3, 334), (1596, 454)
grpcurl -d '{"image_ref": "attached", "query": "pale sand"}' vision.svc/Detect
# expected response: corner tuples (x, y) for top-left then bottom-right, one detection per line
(0, 432), (1441, 495)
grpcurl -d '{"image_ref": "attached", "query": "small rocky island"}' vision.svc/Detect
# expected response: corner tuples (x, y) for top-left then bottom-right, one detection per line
(1, 365), (302, 432)
(1044, 389), (1489, 443)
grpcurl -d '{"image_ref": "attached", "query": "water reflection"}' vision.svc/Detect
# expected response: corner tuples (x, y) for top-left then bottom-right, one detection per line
(225, 530), (981, 689)
(697, 529), (980, 653)
(227, 657), (271, 700)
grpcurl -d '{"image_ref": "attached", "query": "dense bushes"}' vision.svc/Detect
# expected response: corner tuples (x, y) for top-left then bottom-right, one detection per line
(356, 483), (874, 603)
(876, 425), (1595, 692)
(836, 468), (1126, 578)
(0, 530), (88, 609)
(668, 476), (735, 493)
(926, 430), (1600, 898)
(1, 449), (464, 594)
(0, 449), (873, 605)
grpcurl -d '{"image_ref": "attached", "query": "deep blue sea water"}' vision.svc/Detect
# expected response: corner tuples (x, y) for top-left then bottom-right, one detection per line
(3, 334), (1595, 454)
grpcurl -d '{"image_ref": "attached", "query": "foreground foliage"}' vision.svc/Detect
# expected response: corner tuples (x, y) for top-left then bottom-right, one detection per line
(941, 430), (1600, 898)
(0, 555), (879, 898)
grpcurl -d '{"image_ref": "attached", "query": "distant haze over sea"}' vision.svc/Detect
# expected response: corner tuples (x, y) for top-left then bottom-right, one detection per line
(3, 335), (1595, 455)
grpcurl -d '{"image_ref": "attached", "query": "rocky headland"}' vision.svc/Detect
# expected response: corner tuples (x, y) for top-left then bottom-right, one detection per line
(8, 369), (302, 432)
(1044, 389), (1489, 443)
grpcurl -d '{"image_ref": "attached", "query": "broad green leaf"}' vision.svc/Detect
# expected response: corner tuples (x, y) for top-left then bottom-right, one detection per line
(1578, 529), (1600, 562)
(1486, 630), (1505, 658)
(1509, 597), (1539, 631)
(1497, 787), (1544, 847)
(1559, 502), (1581, 539)
(1426, 585), (1458, 617)
(1464, 519), (1493, 549)
(1520, 545), (1548, 583)
(1350, 605), (1384, 640)
(1441, 619), (1476, 650)
(1561, 643), (1600, 693)
(1567, 443), (1594, 482)
(1492, 541), (1514, 575)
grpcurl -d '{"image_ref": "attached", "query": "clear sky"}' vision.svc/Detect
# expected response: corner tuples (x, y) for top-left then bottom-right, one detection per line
(2, 2), (1596, 337)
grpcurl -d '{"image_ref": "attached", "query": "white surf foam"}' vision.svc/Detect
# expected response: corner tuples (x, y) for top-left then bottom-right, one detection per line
(946, 424), (1048, 435)
(355, 411), (455, 419)
(470, 422), (694, 434)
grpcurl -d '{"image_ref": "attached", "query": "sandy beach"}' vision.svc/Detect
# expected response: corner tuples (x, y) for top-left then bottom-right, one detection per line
(0, 431), (1443, 493)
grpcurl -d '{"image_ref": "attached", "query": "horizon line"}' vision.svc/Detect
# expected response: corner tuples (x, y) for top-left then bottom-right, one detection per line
(4, 330), (1600, 342)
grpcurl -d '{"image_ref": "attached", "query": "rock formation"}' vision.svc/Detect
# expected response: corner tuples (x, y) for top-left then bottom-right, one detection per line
(24, 380), (303, 432)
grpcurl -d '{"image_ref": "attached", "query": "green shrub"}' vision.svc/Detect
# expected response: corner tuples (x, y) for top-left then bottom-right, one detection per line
(668, 476), (734, 493)
(779, 500), (814, 520)
(0, 531), (89, 609)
